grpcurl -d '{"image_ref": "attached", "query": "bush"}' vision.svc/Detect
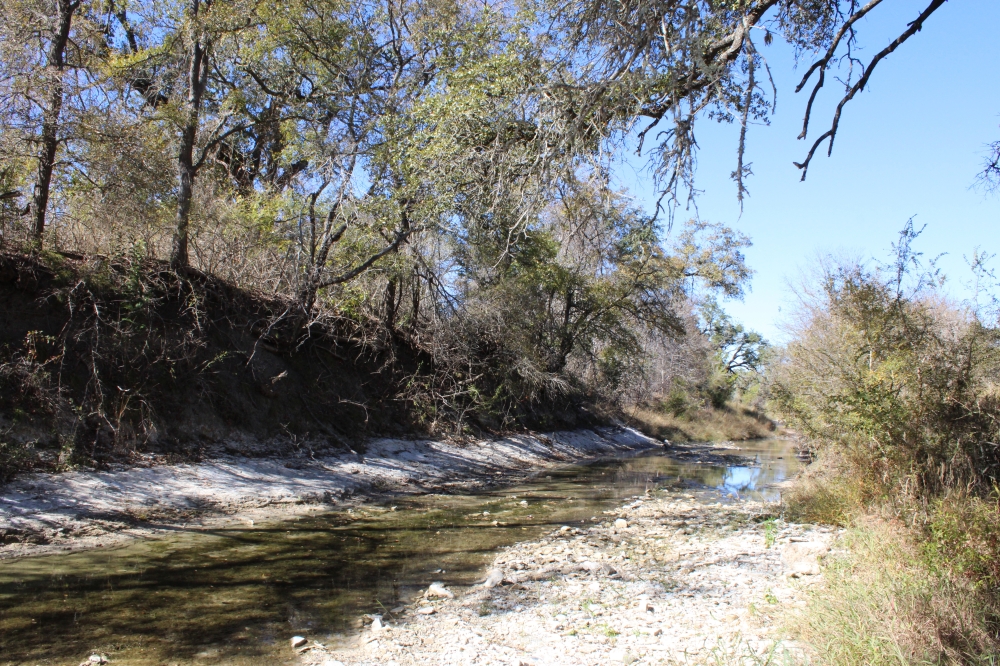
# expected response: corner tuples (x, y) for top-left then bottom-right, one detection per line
(0, 439), (33, 484)
(768, 238), (1000, 502)
(927, 493), (1000, 591)
(774, 226), (1000, 664)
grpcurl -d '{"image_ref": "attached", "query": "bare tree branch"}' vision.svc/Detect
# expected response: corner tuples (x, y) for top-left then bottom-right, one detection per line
(794, 0), (948, 180)
(795, 0), (885, 140)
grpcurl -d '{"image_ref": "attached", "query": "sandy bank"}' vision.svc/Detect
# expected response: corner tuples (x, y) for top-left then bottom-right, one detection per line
(0, 426), (660, 560)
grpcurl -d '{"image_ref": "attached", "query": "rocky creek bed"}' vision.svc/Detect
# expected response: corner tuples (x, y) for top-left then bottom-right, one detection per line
(298, 492), (836, 666)
(0, 434), (813, 666)
(0, 427), (660, 560)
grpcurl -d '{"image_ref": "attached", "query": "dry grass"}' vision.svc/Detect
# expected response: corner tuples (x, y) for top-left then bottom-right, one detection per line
(626, 401), (775, 443)
(785, 517), (1000, 666)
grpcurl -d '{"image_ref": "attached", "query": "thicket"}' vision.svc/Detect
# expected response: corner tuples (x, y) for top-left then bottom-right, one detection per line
(769, 224), (1000, 663)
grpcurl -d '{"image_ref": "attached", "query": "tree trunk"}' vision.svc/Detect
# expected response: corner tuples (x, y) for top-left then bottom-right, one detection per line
(30, 0), (78, 249)
(171, 0), (209, 270)
(383, 278), (398, 330)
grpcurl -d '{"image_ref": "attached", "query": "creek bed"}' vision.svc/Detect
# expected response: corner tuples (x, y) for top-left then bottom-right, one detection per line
(0, 440), (799, 665)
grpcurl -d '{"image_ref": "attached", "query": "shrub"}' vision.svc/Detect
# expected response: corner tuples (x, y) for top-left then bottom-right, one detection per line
(768, 235), (1000, 502)
(926, 493), (1000, 591)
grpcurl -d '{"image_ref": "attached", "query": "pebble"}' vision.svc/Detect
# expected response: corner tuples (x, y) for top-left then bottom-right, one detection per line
(425, 582), (455, 599)
(291, 636), (307, 649)
(297, 482), (822, 666)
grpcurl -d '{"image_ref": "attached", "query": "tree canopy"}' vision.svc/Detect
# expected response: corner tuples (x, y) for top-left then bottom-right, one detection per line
(0, 0), (977, 427)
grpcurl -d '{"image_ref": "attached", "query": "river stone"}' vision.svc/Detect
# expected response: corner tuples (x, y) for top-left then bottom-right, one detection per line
(290, 636), (307, 649)
(426, 582), (455, 598)
(781, 539), (830, 576)
(483, 568), (504, 588)
(615, 518), (628, 529)
(417, 606), (436, 615)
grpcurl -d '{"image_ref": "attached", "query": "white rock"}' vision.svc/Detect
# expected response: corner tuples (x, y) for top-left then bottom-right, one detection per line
(417, 606), (436, 615)
(782, 539), (831, 576)
(483, 568), (504, 588)
(615, 518), (628, 529)
(88, 656), (105, 665)
(426, 582), (455, 598)
(371, 614), (384, 631)
(290, 636), (307, 649)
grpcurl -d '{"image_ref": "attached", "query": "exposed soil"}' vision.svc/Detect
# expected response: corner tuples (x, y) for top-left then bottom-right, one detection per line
(0, 251), (599, 482)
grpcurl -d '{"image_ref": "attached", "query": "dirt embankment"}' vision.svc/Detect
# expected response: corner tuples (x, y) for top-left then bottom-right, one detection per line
(1, 251), (601, 482)
(0, 426), (661, 560)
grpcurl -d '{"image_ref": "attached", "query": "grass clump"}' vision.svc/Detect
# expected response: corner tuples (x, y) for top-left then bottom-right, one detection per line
(788, 517), (1000, 665)
(628, 400), (775, 443)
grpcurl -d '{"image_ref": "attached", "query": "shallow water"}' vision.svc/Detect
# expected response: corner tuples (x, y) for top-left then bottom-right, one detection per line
(0, 440), (799, 665)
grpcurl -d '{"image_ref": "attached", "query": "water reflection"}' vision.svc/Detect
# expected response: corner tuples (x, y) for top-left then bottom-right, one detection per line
(0, 439), (798, 665)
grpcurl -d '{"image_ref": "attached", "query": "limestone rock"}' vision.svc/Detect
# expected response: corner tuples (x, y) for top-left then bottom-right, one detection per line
(425, 582), (455, 599)
(781, 539), (831, 576)
(483, 568), (504, 588)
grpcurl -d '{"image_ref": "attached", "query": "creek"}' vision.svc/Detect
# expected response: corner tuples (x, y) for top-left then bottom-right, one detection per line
(0, 440), (799, 665)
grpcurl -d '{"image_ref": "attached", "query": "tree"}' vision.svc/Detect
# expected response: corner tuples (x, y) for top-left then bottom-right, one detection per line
(535, 0), (952, 210)
(107, 0), (273, 268)
(170, 0), (210, 268)
(0, 0), (89, 247)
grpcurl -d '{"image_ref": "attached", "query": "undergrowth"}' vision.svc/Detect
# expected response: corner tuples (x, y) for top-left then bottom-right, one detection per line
(627, 400), (775, 443)
(786, 514), (1000, 665)
(771, 231), (1000, 664)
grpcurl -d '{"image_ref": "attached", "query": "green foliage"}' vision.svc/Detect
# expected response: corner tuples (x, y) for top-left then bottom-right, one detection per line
(762, 518), (777, 549)
(769, 224), (1000, 501)
(775, 225), (1000, 663)
(0, 438), (33, 483)
(926, 493), (1000, 591)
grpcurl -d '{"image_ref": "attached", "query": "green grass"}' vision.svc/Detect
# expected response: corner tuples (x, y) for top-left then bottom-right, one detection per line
(785, 519), (1000, 665)
(762, 518), (777, 548)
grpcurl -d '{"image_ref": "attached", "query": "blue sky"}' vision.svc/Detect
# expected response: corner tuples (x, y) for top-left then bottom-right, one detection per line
(615, 0), (1000, 342)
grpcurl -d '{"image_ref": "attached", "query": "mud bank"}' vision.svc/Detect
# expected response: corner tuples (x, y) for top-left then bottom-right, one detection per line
(0, 426), (663, 560)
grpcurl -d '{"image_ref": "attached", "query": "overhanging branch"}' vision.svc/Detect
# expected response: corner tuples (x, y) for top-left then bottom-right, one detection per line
(794, 0), (948, 180)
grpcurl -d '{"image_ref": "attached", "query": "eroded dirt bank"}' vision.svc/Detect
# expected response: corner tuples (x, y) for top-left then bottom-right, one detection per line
(0, 426), (660, 560)
(301, 491), (837, 666)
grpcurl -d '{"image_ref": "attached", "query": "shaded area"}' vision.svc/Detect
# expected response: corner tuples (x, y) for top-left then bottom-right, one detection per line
(0, 441), (798, 665)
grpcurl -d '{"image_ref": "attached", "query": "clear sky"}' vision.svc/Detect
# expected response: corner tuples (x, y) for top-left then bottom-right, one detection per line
(615, 0), (1000, 342)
